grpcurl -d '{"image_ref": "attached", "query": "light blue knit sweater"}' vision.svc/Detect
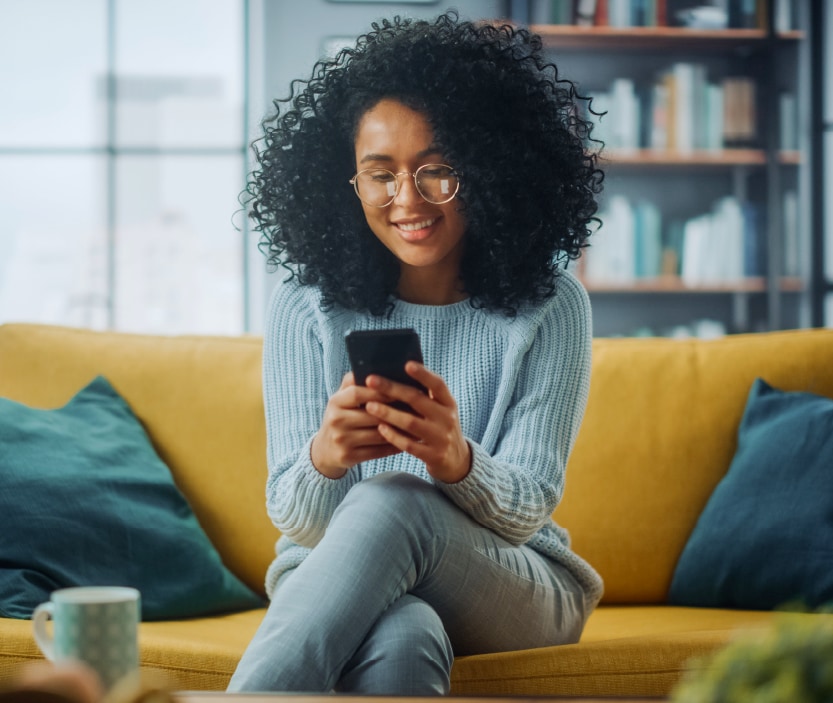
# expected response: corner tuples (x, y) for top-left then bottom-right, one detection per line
(261, 269), (604, 607)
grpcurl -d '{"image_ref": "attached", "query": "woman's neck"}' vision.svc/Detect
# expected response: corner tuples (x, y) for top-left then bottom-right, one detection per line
(396, 269), (468, 306)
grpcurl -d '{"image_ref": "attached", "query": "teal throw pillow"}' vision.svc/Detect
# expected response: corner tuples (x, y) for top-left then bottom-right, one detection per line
(0, 376), (264, 620)
(669, 378), (833, 610)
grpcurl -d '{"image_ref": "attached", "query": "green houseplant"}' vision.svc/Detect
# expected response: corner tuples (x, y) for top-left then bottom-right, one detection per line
(672, 615), (833, 703)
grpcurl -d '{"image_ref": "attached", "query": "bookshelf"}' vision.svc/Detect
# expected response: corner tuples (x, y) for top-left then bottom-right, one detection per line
(505, 0), (814, 337)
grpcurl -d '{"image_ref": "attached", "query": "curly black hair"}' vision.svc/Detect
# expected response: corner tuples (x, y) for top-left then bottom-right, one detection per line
(247, 10), (603, 316)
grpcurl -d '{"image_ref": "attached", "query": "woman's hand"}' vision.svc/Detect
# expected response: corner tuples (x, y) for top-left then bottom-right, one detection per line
(310, 373), (402, 479)
(364, 362), (472, 484)
(8, 661), (103, 703)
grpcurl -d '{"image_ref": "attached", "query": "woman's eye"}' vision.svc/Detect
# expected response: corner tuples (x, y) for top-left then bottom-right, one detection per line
(421, 167), (452, 178)
(368, 171), (394, 182)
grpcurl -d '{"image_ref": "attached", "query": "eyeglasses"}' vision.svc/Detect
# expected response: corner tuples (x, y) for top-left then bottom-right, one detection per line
(349, 164), (460, 208)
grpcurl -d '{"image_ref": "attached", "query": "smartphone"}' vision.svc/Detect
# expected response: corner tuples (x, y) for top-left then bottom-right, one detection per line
(345, 328), (426, 412)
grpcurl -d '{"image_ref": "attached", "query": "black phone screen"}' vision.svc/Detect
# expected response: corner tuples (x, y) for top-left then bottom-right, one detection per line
(345, 328), (426, 410)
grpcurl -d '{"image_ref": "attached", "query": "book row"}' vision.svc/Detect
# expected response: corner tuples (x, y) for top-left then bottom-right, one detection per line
(588, 65), (765, 151)
(517, 0), (793, 30)
(578, 190), (801, 285)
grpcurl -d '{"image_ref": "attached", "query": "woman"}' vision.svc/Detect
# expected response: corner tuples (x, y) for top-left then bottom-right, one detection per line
(229, 11), (604, 695)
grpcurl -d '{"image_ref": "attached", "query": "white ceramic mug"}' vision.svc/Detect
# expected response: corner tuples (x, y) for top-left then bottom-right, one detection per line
(32, 586), (140, 690)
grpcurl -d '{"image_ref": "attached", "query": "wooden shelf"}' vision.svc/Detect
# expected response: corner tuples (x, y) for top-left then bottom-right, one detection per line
(584, 277), (764, 293)
(779, 150), (802, 165)
(777, 30), (805, 41)
(529, 25), (771, 50)
(583, 276), (806, 293)
(597, 148), (766, 166)
(780, 277), (807, 292)
(588, 149), (802, 167)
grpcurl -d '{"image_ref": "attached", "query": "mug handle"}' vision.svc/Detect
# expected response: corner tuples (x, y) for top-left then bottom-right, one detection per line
(32, 602), (56, 660)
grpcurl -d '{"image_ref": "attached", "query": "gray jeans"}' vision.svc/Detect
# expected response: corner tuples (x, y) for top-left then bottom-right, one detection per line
(227, 472), (588, 695)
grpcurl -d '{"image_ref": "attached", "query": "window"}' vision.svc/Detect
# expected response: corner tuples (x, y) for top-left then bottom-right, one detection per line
(0, 0), (250, 334)
(825, 1), (833, 326)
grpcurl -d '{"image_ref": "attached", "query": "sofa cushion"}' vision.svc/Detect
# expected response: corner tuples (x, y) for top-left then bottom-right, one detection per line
(0, 375), (264, 620)
(557, 329), (833, 604)
(451, 607), (830, 697)
(669, 378), (833, 610)
(0, 323), (276, 597)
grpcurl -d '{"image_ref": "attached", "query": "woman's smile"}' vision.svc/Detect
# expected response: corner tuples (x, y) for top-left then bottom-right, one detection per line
(394, 217), (440, 240)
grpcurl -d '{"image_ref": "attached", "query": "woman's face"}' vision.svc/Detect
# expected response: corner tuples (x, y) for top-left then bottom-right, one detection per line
(353, 98), (468, 304)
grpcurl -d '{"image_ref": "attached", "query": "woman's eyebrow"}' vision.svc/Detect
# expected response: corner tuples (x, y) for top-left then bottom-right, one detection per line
(359, 153), (393, 164)
(358, 146), (444, 165)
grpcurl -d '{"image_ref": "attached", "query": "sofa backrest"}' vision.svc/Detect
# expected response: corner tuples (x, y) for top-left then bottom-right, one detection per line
(3, 323), (833, 605)
(555, 328), (833, 604)
(0, 323), (276, 596)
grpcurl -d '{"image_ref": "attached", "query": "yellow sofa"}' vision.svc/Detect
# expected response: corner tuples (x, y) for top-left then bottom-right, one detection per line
(1, 322), (832, 697)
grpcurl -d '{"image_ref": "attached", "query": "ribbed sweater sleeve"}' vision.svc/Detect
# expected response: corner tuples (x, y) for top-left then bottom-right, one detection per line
(436, 271), (592, 544)
(262, 280), (358, 548)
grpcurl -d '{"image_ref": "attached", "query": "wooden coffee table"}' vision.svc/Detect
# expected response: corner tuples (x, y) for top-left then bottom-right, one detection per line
(175, 695), (664, 702)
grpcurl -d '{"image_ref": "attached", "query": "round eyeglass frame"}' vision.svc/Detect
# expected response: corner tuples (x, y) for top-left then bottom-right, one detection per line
(349, 163), (461, 208)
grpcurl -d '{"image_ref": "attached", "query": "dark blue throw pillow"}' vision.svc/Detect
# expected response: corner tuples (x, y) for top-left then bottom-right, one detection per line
(669, 378), (833, 610)
(0, 376), (264, 620)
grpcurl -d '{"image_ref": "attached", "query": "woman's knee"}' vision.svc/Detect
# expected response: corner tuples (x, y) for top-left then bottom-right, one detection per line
(335, 472), (443, 522)
(324, 472), (464, 579)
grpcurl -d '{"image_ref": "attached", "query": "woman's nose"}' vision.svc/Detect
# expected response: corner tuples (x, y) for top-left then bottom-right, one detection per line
(392, 173), (423, 205)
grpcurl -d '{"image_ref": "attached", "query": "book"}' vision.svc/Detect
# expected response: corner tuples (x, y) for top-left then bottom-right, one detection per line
(655, 0), (667, 26)
(531, 0), (570, 24)
(705, 83), (724, 150)
(575, 0), (599, 25)
(649, 80), (670, 150)
(530, 0), (551, 24)
(713, 196), (745, 281)
(775, 0), (797, 32)
(634, 200), (662, 277)
(510, 0), (529, 24)
(782, 189), (800, 277)
(741, 202), (764, 277)
(672, 62), (697, 152)
(681, 214), (711, 286)
(594, 0), (609, 25)
(723, 77), (756, 146)
(586, 194), (636, 283)
(631, 0), (648, 26)
(663, 220), (685, 276)
(690, 63), (708, 150)
(608, 0), (632, 27)
(610, 78), (641, 150)
(779, 92), (798, 151)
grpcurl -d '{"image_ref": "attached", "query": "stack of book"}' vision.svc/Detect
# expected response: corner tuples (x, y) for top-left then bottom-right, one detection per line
(589, 63), (756, 151)
(581, 194), (766, 285)
(520, 0), (764, 28)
